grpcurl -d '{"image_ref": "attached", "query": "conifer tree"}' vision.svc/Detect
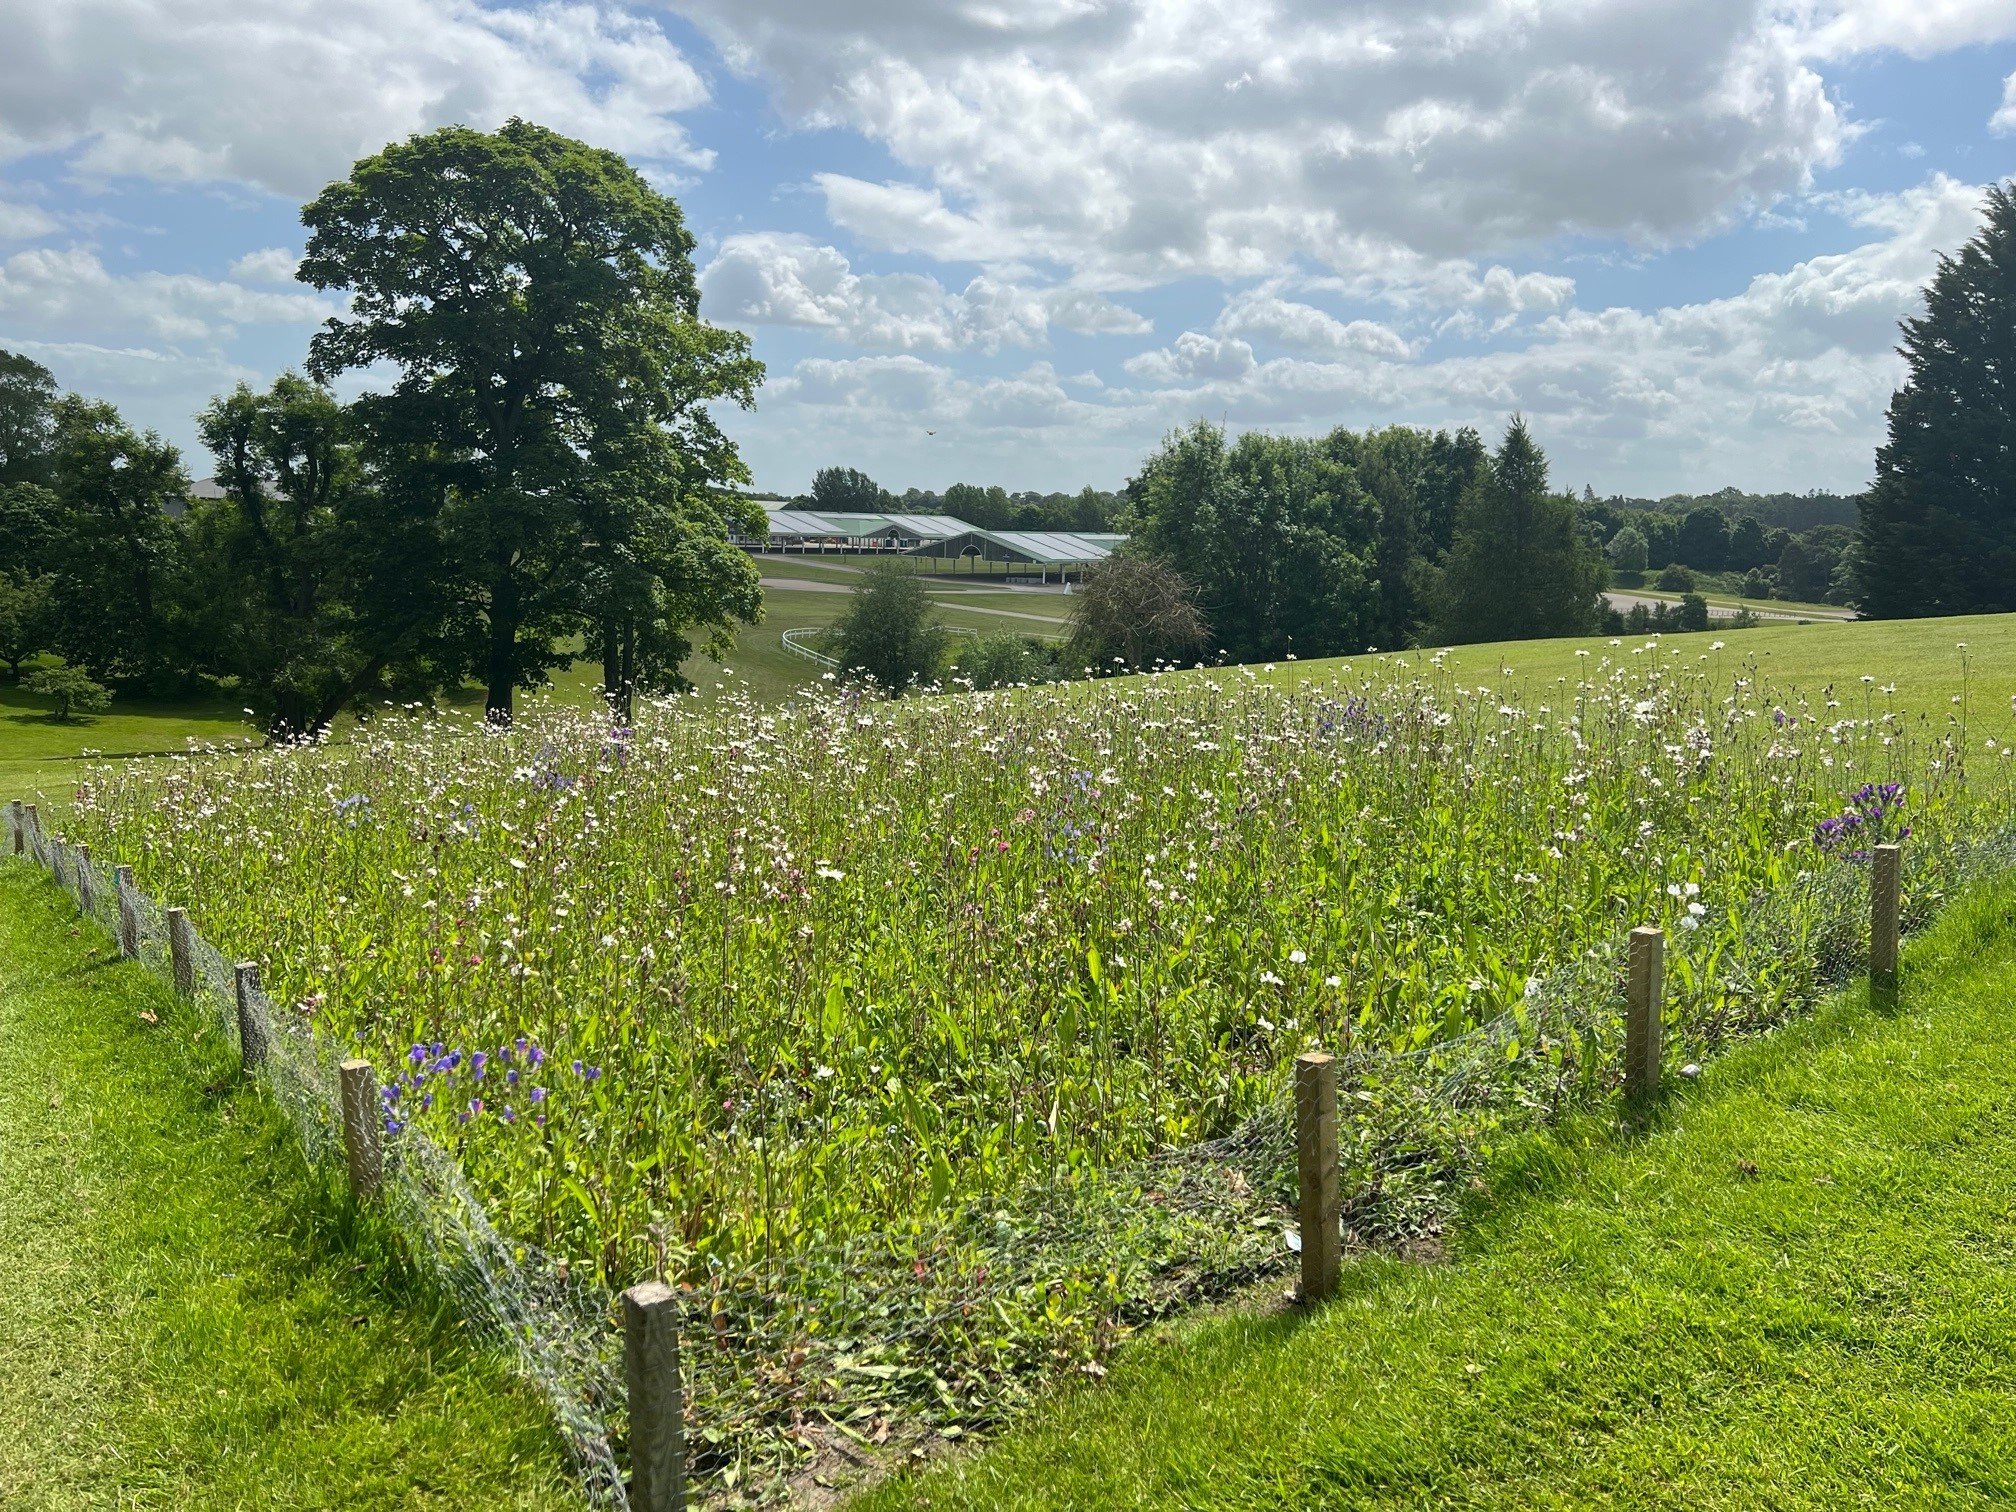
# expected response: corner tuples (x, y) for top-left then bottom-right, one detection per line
(1857, 182), (2016, 617)
(1435, 419), (1603, 645)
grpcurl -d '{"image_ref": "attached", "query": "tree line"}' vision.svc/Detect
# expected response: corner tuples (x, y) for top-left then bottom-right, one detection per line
(0, 119), (763, 734)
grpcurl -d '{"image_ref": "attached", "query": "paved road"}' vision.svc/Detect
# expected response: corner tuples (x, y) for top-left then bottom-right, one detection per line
(1602, 590), (1855, 624)
(759, 576), (1072, 628)
(751, 554), (1072, 595)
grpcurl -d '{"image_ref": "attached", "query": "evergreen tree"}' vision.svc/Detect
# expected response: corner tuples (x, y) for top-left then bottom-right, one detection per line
(1435, 419), (1603, 645)
(1858, 181), (2016, 617)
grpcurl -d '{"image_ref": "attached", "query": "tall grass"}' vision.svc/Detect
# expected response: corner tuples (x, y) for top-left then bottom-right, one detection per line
(60, 639), (2014, 1481)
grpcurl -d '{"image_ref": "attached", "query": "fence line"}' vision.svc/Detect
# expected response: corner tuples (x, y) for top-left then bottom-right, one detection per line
(0, 788), (1975, 1505)
(4, 795), (635, 1509)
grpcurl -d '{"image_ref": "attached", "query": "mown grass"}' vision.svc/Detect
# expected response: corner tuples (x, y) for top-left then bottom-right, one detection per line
(862, 875), (2016, 1510)
(1273, 609), (2016, 727)
(0, 863), (576, 1509)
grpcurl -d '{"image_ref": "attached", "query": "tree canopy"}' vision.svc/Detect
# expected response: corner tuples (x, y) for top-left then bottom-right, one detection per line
(299, 118), (764, 721)
(1857, 180), (2016, 618)
(1435, 419), (1603, 645)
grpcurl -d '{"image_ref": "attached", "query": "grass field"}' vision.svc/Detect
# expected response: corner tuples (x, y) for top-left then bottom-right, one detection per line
(862, 873), (2016, 1510)
(11, 607), (2016, 1501)
(0, 864), (573, 1509)
(0, 576), (1080, 802)
(49, 605), (2016, 1495)
(1272, 612), (2012, 726)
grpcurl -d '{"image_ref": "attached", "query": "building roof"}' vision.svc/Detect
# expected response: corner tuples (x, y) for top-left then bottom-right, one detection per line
(928, 527), (1126, 565)
(760, 506), (976, 541)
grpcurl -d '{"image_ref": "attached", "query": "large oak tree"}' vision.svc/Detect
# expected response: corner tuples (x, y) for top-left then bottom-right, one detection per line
(299, 119), (764, 722)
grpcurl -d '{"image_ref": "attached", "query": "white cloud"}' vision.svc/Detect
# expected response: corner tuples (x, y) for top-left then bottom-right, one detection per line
(767, 352), (1127, 436)
(1044, 288), (1152, 337)
(741, 174), (1987, 496)
(1995, 71), (2016, 133)
(1794, 0), (2016, 59)
(1215, 292), (1411, 359)
(1111, 175), (1988, 490)
(699, 233), (1150, 352)
(0, 246), (337, 344)
(1123, 332), (1257, 383)
(0, 0), (710, 197)
(0, 199), (58, 242)
(228, 247), (302, 285)
(687, 0), (1845, 281)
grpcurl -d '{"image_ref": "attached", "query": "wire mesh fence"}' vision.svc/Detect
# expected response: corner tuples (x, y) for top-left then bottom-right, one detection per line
(7, 799), (631, 1507)
(7, 791), (2013, 1506)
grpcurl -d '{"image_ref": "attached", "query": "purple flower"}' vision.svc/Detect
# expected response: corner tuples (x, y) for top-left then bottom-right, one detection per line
(470, 1051), (488, 1080)
(528, 1086), (547, 1104)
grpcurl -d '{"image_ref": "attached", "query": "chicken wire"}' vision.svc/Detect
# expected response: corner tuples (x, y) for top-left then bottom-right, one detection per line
(7, 792), (2013, 1506)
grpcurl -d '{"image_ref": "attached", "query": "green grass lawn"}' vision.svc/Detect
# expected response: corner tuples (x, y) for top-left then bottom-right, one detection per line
(0, 862), (577, 1509)
(861, 874), (2016, 1511)
(1268, 609), (2016, 728)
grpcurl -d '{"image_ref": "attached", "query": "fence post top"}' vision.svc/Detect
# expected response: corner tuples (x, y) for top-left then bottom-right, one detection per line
(339, 1056), (373, 1076)
(623, 1279), (677, 1310)
(235, 959), (258, 973)
(1295, 1050), (1335, 1069)
(115, 863), (133, 880)
(1875, 841), (1903, 855)
(1631, 924), (1665, 941)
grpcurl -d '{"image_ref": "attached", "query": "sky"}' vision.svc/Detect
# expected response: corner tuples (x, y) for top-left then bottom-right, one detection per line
(1, 2), (2013, 502)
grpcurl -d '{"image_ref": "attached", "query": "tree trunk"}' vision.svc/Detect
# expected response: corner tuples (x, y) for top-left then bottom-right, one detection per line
(486, 570), (519, 725)
(601, 617), (623, 719)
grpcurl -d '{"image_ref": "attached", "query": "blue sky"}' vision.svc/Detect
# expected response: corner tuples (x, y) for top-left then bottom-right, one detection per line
(1, 1), (2013, 502)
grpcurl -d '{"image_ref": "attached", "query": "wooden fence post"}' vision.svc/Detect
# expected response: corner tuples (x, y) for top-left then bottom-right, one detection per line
(7, 800), (20, 856)
(74, 843), (94, 915)
(167, 907), (195, 996)
(623, 1280), (686, 1512)
(339, 1059), (383, 1203)
(114, 865), (139, 959)
(49, 837), (68, 891)
(1872, 842), (1902, 1001)
(1625, 925), (1665, 1103)
(23, 804), (39, 863)
(234, 961), (268, 1072)
(1294, 1050), (1341, 1303)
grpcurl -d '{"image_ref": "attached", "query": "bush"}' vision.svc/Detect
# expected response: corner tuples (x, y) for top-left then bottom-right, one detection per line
(25, 664), (109, 722)
(954, 633), (1058, 691)
(822, 564), (947, 694)
(1678, 592), (1711, 631)
(1066, 553), (1209, 673)
(1655, 563), (1696, 592)
(1740, 567), (1773, 599)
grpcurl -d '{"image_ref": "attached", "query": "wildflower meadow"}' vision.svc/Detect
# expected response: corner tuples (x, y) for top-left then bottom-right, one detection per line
(59, 638), (2013, 1487)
